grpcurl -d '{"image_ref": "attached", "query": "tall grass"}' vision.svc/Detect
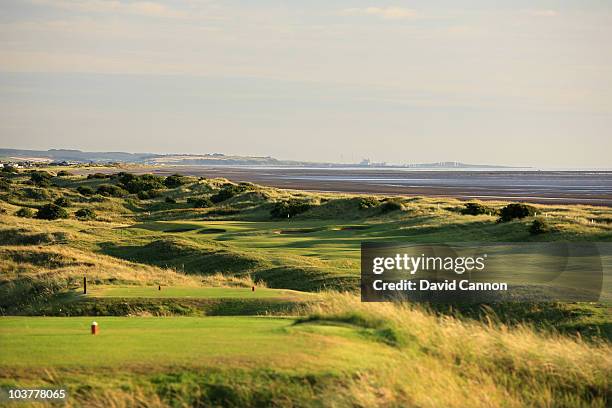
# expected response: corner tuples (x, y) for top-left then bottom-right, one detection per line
(297, 293), (611, 407)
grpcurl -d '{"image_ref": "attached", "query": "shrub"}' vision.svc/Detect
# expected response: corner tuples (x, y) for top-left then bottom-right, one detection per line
(0, 178), (11, 191)
(35, 203), (68, 220)
(122, 174), (165, 194)
(188, 196), (213, 208)
(498, 203), (535, 222)
(164, 174), (185, 188)
(137, 189), (163, 200)
(380, 200), (403, 213)
(15, 207), (34, 218)
(56, 170), (73, 177)
(29, 171), (52, 186)
(87, 173), (110, 179)
(210, 184), (246, 203)
(114, 172), (135, 185)
(54, 197), (71, 207)
(358, 197), (380, 209)
(165, 196), (177, 204)
(529, 218), (550, 235)
(461, 202), (490, 216)
(22, 187), (52, 200)
(96, 184), (127, 197)
(1, 165), (18, 174)
(77, 186), (95, 196)
(271, 199), (312, 218)
(75, 208), (96, 220)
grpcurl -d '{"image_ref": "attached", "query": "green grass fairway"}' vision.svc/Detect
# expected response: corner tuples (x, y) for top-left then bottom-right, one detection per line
(0, 317), (393, 372)
(86, 286), (314, 300)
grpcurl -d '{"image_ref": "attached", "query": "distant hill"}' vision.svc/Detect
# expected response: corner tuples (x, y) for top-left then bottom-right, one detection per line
(0, 148), (514, 168)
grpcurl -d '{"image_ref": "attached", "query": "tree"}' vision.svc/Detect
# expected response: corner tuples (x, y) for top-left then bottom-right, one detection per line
(35, 204), (68, 220)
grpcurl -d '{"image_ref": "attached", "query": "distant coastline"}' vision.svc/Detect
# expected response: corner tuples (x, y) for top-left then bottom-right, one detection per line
(0, 147), (522, 169)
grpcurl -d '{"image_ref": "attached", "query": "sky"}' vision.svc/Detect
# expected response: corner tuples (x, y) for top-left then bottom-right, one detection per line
(0, 1), (611, 167)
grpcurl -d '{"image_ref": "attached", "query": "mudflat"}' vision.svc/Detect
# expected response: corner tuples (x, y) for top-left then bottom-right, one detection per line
(95, 166), (612, 206)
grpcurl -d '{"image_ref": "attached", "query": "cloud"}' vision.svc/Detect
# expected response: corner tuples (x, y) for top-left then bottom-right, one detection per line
(524, 9), (559, 17)
(341, 7), (417, 20)
(29, 0), (187, 19)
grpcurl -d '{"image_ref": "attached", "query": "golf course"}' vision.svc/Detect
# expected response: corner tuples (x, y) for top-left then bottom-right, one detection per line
(0, 166), (611, 407)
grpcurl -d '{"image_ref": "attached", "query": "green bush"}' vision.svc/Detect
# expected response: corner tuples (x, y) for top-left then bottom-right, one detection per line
(56, 170), (73, 177)
(96, 184), (127, 197)
(122, 174), (165, 194)
(35, 203), (68, 220)
(380, 200), (403, 213)
(189, 197), (213, 208)
(165, 196), (177, 204)
(15, 207), (34, 218)
(499, 203), (535, 222)
(164, 174), (185, 188)
(529, 218), (550, 235)
(461, 202), (490, 216)
(29, 171), (52, 186)
(1, 165), (18, 174)
(271, 199), (312, 218)
(210, 184), (246, 203)
(54, 197), (71, 207)
(0, 178), (11, 191)
(87, 173), (110, 179)
(22, 187), (52, 200)
(76, 186), (95, 196)
(114, 172), (135, 185)
(358, 197), (380, 209)
(75, 208), (96, 220)
(137, 189), (163, 200)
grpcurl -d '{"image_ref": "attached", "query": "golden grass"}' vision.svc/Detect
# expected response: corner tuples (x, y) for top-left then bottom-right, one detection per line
(298, 293), (612, 407)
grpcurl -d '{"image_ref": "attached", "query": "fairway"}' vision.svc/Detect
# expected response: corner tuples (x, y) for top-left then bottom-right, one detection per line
(0, 317), (394, 372)
(86, 285), (314, 300)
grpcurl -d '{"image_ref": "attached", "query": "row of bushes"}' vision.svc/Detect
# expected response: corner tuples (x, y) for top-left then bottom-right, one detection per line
(15, 204), (96, 220)
(461, 202), (550, 235)
(462, 202), (537, 221)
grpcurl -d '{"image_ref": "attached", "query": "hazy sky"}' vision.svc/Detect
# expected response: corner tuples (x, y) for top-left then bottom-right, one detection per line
(1, 1), (611, 167)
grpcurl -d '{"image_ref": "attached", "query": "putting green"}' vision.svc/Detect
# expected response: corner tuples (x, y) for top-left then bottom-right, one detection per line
(0, 317), (393, 372)
(85, 286), (314, 300)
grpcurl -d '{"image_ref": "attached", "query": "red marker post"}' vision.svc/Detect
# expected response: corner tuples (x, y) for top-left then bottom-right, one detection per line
(91, 321), (99, 335)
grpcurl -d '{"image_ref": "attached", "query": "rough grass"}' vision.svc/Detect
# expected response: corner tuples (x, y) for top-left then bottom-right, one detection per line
(295, 293), (612, 407)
